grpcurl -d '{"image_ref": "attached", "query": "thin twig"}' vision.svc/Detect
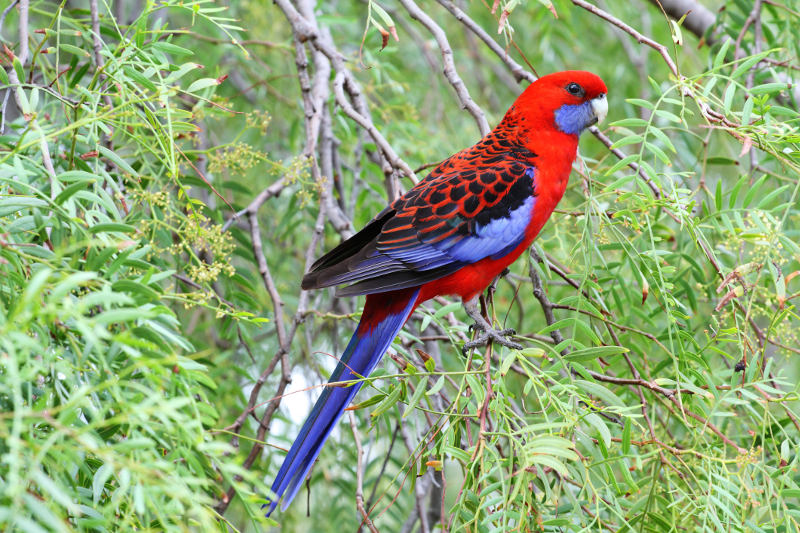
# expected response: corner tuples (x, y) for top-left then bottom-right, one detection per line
(214, 212), (293, 514)
(4, 1), (58, 201)
(435, 0), (534, 84)
(273, 0), (417, 184)
(332, 71), (417, 183)
(349, 412), (380, 533)
(398, 0), (490, 136)
(571, 0), (678, 77)
(0, 0), (20, 41)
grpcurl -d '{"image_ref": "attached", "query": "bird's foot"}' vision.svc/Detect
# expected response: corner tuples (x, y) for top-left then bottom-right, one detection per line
(461, 295), (522, 354)
(462, 325), (522, 354)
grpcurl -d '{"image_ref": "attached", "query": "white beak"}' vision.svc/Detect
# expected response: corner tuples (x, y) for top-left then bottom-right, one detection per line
(591, 93), (608, 125)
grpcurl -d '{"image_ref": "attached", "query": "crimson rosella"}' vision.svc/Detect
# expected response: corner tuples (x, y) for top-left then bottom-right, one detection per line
(265, 70), (608, 515)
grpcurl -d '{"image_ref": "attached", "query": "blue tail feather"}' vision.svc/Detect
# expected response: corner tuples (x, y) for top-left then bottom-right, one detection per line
(265, 288), (419, 516)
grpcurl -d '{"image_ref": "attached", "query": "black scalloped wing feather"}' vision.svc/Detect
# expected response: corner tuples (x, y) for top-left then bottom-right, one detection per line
(301, 144), (537, 296)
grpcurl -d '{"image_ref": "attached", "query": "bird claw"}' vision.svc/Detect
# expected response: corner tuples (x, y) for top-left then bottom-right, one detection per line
(462, 325), (521, 354)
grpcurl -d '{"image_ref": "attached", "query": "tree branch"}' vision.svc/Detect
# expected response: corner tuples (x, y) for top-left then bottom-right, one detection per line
(399, 0), (490, 136)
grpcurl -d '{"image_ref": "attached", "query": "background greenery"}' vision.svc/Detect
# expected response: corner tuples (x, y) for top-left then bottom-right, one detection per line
(1, 0), (799, 531)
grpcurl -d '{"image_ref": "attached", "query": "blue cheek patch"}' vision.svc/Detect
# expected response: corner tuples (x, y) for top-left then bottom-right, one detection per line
(554, 101), (594, 135)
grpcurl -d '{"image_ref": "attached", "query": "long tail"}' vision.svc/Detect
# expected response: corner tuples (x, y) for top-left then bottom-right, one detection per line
(264, 287), (420, 516)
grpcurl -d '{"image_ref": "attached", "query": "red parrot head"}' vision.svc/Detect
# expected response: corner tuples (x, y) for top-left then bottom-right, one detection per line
(511, 70), (608, 136)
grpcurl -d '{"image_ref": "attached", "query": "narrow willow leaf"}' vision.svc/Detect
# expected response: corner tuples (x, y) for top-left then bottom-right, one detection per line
(749, 82), (787, 95)
(605, 155), (639, 176)
(576, 379), (625, 407)
(610, 135), (643, 149)
(729, 174), (748, 208)
(92, 463), (113, 504)
(622, 418), (632, 455)
(743, 174), (768, 207)
(741, 96), (755, 124)
(97, 146), (137, 176)
(123, 66), (157, 91)
(54, 180), (95, 205)
(59, 43), (90, 58)
(647, 126), (676, 153)
(584, 412), (611, 449)
(425, 375), (445, 396)
(612, 118), (649, 128)
(723, 83), (736, 114)
(151, 41), (194, 56)
(646, 141), (670, 164)
(565, 345), (629, 363)
(626, 98), (654, 110)
(714, 38), (732, 69)
(404, 380), (428, 417)
(89, 223), (137, 234)
(731, 52), (770, 78)
(186, 77), (223, 93)
(528, 454), (569, 477)
(654, 109), (682, 123)
(757, 184), (790, 209)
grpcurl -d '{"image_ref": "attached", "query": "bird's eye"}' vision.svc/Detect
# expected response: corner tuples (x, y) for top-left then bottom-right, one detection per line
(566, 82), (585, 97)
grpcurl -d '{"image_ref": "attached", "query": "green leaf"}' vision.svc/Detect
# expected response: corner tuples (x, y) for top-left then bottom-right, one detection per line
(92, 463), (113, 504)
(610, 135), (643, 149)
(426, 376), (445, 397)
(647, 126), (676, 153)
(654, 109), (682, 124)
(151, 41), (195, 56)
(370, 2), (396, 33)
(576, 379), (625, 407)
(371, 384), (403, 417)
(528, 454), (569, 477)
(88, 223), (137, 234)
(713, 38), (732, 69)
(757, 184), (790, 209)
(606, 154), (639, 176)
(742, 96), (755, 124)
(123, 66), (157, 91)
(729, 173), (748, 208)
(611, 118), (649, 128)
(97, 146), (137, 175)
(626, 98), (654, 110)
(749, 82), (787, 95)
(723, 83), (736, 114)
(0, 196), (49, 217)
(731, 52), (770, 78)
(111, 280), (161, 303)
(187, 77), (223, 93)
(564, 345), (628, 363)
(54, 180), (95, 205)
(405, 380), (429, 417)
(31, 469), (79, 513)
(12, 56), (24, 82)
(743, 174), (768, 207)
(584, 412), (611, 449)
(59, 43), (91, 58)
(645, 141), (670, 164)
(622, 417), (631, 455)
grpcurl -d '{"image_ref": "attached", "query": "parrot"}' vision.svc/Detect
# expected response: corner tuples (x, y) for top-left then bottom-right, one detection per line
(265, 70), (608, 516)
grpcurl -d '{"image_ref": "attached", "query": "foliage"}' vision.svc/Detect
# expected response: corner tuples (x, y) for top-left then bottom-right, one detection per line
(1, 0), (799, 532)
(0, 1), (263, 531)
